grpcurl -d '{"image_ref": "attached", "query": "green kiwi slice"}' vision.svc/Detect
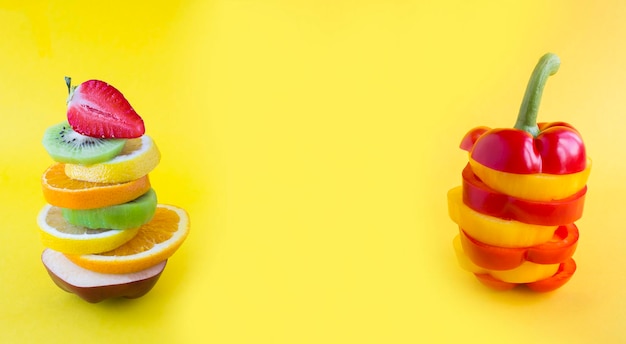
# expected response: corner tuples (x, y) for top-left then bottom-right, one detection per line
(42, 121), (127, 165)
(62, 189), (158, 230)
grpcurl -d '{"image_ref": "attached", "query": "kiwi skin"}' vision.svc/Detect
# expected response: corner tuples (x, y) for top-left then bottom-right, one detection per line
(42, 121), (127, 165)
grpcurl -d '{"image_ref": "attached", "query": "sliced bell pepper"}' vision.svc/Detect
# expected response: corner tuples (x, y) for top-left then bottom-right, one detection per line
(460, 53), (587, 175)
(474, 258), (576, 292)
(525, 258), (577, 292)
(453, 235), (560, 283)
(462, 164), (587, 225)
(463, 123), (587, 175)
(459, 223), (578, 270)
(448, 187), (557, 247)
(467, 157), (591, 202)
(450, 53), (585, 293)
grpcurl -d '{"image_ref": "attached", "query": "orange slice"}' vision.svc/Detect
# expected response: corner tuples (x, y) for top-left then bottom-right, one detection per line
(42, 163), (151, 209)
(66, 204), (189, 274)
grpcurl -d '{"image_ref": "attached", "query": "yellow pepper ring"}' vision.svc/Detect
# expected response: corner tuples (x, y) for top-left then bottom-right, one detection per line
(469, 157), (592, 202)
(453, 235), (559, 283)
(447, 187), (557, 247)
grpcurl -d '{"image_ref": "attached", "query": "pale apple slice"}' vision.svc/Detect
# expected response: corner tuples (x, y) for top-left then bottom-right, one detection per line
(41, 249), (166, 303)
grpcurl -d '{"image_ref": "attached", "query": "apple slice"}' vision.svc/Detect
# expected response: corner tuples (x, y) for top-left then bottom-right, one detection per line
(42, 249), (166, 303)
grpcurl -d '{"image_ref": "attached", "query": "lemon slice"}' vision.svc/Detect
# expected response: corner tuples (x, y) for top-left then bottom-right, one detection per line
(66, 204), (189, 274)
(65, 135), (160, 183)
(37, 205), (140, 254)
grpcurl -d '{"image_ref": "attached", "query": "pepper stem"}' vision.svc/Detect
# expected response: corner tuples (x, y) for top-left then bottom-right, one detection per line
(514, 53), (560, 137)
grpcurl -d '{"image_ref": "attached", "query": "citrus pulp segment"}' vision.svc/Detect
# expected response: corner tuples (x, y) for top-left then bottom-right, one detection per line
(66, 204), (189, 274)
(64, 135), (160, 183)
(37, 205), (140, 254)
(42, 163), (151, 209)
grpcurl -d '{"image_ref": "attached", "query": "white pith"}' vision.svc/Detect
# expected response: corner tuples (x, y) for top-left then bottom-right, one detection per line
(107, 135), (152, 163)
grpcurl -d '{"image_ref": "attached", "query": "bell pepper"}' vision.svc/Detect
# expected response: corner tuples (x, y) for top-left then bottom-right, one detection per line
(466, 155), (591, 202)
(453, 235), (560, 283)
(461, 164), (586, 225)
(474, 258), (576, 292)
(448, 187), (557, 247)
(459, 53), (590, 202)
(449, 53), (588, 292)
(459, 223), (578, 270)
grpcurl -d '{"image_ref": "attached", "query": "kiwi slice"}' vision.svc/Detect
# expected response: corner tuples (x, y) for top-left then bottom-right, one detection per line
(62, 189), (157, 230)
(42, 121), (126, 165)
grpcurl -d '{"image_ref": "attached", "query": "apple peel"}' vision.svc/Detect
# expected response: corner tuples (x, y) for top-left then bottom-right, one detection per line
(42, 249), (166, 303)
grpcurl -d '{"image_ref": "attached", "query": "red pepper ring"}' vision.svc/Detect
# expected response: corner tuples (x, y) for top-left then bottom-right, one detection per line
(526, 257), (577, 292)
(474, 258), (576, 292)
(462, 164), (587, 225)
(460, 223), (579, 270)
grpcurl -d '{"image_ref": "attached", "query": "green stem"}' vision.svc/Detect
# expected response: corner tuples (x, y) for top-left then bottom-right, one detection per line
(514, 53), (561, 137)
(65, 76), (72, 94)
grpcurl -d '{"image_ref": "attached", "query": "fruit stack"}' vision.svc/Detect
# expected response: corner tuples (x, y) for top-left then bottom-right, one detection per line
(446, 53), (591, 292)
(37, 78), (190, 303)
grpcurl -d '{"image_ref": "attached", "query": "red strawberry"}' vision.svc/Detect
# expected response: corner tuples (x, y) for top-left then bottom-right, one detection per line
(66, 77), (145, 139)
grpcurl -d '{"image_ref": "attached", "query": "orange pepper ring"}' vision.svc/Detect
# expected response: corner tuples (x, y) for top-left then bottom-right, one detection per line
(453, 235), (560, 283)
(474, 258), (576, 292)
(460, 223), (579, 270)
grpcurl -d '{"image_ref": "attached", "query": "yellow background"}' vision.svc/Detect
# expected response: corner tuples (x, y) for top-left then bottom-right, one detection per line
(1, 1), (624, 343)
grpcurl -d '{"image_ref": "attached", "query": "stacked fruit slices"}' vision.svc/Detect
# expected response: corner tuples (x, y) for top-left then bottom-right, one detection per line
(37, 78), (189, 303)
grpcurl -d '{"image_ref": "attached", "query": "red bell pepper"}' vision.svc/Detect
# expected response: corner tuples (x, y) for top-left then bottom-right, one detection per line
(467, 155), (590, 201)
(449, 53), (588, 292)
(459, 223), (578, 270)
(460, 53), (587, 175)
(453, 235), (560, 283)
(448, 187), (558, 248)
(474, 258), (576, 292)
(462, 164), (586, 225)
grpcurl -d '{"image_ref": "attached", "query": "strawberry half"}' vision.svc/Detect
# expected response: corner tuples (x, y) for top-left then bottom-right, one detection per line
(66, 77), (145, 139)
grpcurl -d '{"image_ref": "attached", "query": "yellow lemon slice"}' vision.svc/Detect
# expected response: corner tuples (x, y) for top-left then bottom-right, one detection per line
(37, 205), (140, 254)
(66, 204), (190, 274)
(65, 135), (160, 183)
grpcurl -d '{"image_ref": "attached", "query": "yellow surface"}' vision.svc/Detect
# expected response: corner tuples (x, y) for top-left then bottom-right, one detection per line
(1, 1), (624, 343)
